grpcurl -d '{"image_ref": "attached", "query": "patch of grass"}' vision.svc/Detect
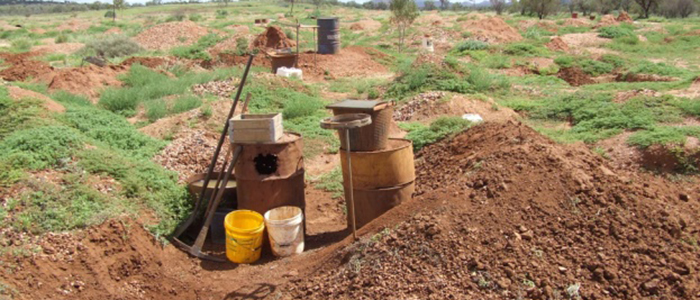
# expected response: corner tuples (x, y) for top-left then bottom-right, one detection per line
(10, 38), (32, 52)
(0, 91), (45, 139)
(171, 94), (202, 114)
(43, 52), (66, 62)
(503, 43), (548, 56)
(283, 95), (324, 119)
(171, 33), (224, 60)
(51, 91), (92, 107)
(0, 125), (83, 170)
(189, 14), (203, 22)
(145, 99), (167, 122)
(483, 55), (512, 69)
(557, 26), (591, 35)
(628, 60), (688, 77)
(403, 116), (472, 151)
(579, 59), (614, 76)
(61, 105), (165, 158)
(54, 33), (68, 44)
(532, 93), (685, 143)
(554, 56), (576, 68)
(598, 25), (635, 39)
(313, 167), (343, 198)
(627, 126), (700, 148)
(454, 40), (489, 52)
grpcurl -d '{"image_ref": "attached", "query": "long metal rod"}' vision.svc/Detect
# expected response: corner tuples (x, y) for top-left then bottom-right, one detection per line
(172, 54), (255, 240)
(345, 128), (357, 240)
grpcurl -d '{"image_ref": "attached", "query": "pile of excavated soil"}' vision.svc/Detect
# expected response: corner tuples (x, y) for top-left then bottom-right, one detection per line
(40, 65), (125, 100)
(597, 14), (620, 27)
(617, 11), (633, 23)
(32, 42), (84, 55)
(558, 67), (595, 86)
(134, 21), (211, 51)
(252, 26), (296, 50)
(55, 19), (90, 32)
(563, 18), (593, 27)
(347, 19), (382, 32)
(208, 34), (254, 58)
(120, 56), (168, 69)
(218, 52), (271, 68)
(393, 91), (447, 122)
(296, 46), (390, 80)
(400, 94), (518, 124)
(7, 85), (65, 113)
(460, 17), (522, 44)
(285, 122), (700, 300)
(412, 52), (444, 67)
(0, 52), (54, 82)
(546, 36), (569, 52)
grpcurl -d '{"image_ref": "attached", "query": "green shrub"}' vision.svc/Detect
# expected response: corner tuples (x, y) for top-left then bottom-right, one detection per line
(483, 55), (512, 69)
(404, 117), (472, 151)
(367, 88), (380, 99)
(11, 38), (32, 52)
(145, 99), (167, 122)
(171, 95), (202, 114)
(0, 93), (43, 139)
(80, 35), (143, 58)
(455, 40), (489, 52)
(579, 60), (614, 76)
(104, 10), (115, 18)
(629, 60), (687, 77)
(283, 95), (324, 119)
(615, 35), (640, 45)
(600, 54), (626, 68)
(554, 56), (576, 68)
(676, 97), (700, 117)
(503, 43), (546, 56)
(598, 26), (634, 39)
(216, 9), (229, 19)
(0, 126), (83, 170)
(52, 91), (91, 106)
(55, 33), (68, 44)
(98, 88), (139, 115)
(234, 37), (249, 55)
(189, 14), (203, 22)
(166, 11), (187, 22)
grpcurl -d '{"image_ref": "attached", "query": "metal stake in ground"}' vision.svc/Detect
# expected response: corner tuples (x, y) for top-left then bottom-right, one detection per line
(320, 113), (372, 240)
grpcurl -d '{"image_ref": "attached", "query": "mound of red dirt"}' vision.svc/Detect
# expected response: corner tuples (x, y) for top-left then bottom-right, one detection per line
(0, 52), (54, 82)
(253, 26), (296, 50)
(597, 14), (619, 27)
(617, 11), (633, 23)
(285, 122), (700, 299)
(120, 56), (168, 69)
(41, 65), (125, 100)
(133, 21), (211, 51)
(460, 17), (523, 44)
(546, 36), (569, 52)
(558, 67), (595, 86)
(7, 85), (65, 113)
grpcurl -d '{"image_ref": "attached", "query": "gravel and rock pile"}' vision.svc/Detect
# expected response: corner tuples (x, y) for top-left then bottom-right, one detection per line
(393, 91), (447, 122)
(134, 21), (211, 51)
(191, 79), (239, 99)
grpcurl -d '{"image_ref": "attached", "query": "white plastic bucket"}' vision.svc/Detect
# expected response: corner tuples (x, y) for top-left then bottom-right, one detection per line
(263, 206), (304, 257)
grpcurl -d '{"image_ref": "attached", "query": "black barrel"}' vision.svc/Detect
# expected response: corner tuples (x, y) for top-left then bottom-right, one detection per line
(317, 17), (340, 55)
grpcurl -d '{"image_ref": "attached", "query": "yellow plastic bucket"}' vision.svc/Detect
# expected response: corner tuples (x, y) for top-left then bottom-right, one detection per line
(224, 210), (265, 264)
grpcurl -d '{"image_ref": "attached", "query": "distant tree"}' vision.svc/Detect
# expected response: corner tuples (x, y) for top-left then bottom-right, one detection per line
(618, 0), (633, 11)
(525, 0), (559, 19)
(111, 0), (124, 21)
(288, 0), (295, 15)
(312, 0), (323, 10)
(660, 0), (696, 18)
(676, 0), (696, 17)
(376, 2), (389, 9)
(439, 0), (450, 10)
(490, 0), (507, 14)
(222, 0), (231, 6)
(634, 0), (658, 18)
(594, 0), (616, 14)
(575, 0), (594, 15)
(363, 1), (375, 9)
(424, 0), (437, 10)
(390, 0), (419, 53)
(451, 2), (464, 10)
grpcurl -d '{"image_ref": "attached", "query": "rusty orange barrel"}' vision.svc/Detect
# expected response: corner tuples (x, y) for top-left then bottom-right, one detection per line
(339, 138), (415, 190)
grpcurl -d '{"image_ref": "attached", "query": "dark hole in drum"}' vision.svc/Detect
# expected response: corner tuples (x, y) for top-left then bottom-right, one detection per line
(254, 154), (278, 175)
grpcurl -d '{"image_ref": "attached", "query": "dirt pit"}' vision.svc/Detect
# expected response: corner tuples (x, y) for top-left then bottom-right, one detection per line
(134, 21), (212, 51)
(285, 122), (700, 300)
(558, 67), (595, 86)
(460, 17), (523, 44)
(0, 51), (54, 82)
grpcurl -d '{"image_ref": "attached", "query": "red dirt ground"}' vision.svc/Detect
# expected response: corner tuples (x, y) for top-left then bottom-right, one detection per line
(0, 51), (54, 82)
(40, 65), (126, 101)
(558, 67), (595, 86)
(253, 26), (296, 50)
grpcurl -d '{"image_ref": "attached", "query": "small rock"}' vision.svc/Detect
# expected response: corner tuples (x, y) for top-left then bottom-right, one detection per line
(679, 193), (689, 202)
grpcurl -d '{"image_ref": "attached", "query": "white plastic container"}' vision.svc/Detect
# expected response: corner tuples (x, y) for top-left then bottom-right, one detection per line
(462, 113), (484, 123)
(276, 67), (303, 79)
(263, 206), (304, 257)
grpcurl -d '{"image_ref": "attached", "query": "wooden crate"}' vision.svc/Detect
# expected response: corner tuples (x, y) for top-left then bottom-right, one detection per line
(229, 113), (283, 143)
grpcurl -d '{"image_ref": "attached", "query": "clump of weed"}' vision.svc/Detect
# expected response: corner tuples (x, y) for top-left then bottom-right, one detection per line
(0, 126), (83, 170)
(627, 126), (700, 148)
(454, 40), (489, 52)
(503, 43), (547, 56)
(403, 116), (472, 151)
(54, 33), (68, 44)
(80, 35), (143, 58)
(598, 25), (634, 39)
(216, 9), (228, 19)
(11, 38), (32, 52)
(145, 99), (167, 122)
(579, 59), (614, 76)
(189, 14), (203, 22)
(171, 33), (223, 60)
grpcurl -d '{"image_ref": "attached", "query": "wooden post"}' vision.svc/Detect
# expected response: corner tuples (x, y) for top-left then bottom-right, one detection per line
(296, 23), (300, 68)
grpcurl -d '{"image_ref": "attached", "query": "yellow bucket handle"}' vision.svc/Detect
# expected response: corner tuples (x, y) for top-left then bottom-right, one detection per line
(229, 236), (262, 252)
